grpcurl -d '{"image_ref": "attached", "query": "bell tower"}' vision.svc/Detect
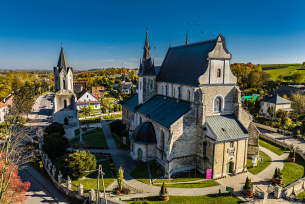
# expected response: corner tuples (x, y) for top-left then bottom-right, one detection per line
(138, 31), (156, 104)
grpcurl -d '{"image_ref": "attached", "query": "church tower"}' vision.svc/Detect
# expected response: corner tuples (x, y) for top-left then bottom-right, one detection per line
(138, 31), (156, 104)
(53, 46), (79, 126)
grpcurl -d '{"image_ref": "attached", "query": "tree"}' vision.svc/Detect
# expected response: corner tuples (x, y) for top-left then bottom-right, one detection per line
(13, 86), (34, 116)
(160, 182), (168, 195)
(118, 82), (123, 96)
(291, 92), (305, 117)
(63, 151), (96, 180)
(291, 72), (304, 84)
(80, 106), (91, 117)
(117, 166), (124, 191)
(301, 120), (305, 136)
(254, 98), (261, 114)
(42, 132), (68, 160)
(44, 122), (65, 136)
(114, 105), (118, 112)
(0, 157), (30, 203)
(267, 106), (275, 120)
(131, 86), (135, 95)
(273, 167), (283, 179)
(243, 177), (253, 190)
(0, 97), (36, 203)
(101, 106), (107, 113)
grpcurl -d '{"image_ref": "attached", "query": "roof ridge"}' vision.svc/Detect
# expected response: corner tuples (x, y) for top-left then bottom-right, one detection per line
(171, 39), (217, 49)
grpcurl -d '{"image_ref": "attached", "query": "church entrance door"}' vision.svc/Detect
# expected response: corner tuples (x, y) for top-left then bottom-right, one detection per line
(64, 117), (68, 125)
(138, 148), (142, 161)
(227, 161), (234, 173)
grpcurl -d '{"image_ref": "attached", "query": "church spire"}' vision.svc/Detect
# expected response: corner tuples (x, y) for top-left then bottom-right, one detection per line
(143, 31), (151, 60)
(186, 31), (188, 45)
(57, 46), (70, 69)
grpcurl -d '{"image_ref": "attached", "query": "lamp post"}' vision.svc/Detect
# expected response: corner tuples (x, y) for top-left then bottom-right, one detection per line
(85, 164), (107, 204)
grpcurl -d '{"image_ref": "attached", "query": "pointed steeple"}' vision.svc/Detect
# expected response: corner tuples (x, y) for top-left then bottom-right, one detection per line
(57, 46), (70, 70)
(139, 31), (155, 76)
(186, 31), (188, 45)
(143, 31), (151, 61)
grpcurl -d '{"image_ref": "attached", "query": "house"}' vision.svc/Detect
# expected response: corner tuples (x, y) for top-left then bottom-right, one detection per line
(260, 95), (293, 118)
(73, 81), (88, 93)
(92, 86), (105, 98)
(122, 32), (259, 179)
(112, 82), (136, 94)
(76, 89), (101, 110)
(0, 102), (9, 124)
(3, 92), (14, 108)
(270, 85), (305, 97)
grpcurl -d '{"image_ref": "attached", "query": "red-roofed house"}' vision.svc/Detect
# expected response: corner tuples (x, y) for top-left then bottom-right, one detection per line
(76, 89), (101, 110)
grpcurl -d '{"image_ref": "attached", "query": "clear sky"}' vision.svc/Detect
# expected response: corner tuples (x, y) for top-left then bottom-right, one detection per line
(0, 0), (305, 70)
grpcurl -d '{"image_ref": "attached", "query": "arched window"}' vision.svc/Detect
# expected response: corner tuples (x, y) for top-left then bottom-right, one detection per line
(150, 81), (153, 90)
(214, 97), (222, 112)
(160, 130), (164, 150)
(63, 80), (66, 89)
(140, 82), (142, 90)
(187, 90), (191, 100)
(161, 86), (164, 95)
(140, 117), (142, 124)
(165, 85), (167, 96)
(178, 87), (181, 99)
(64, 100), (67, 109)
(217, 69), (221, 77)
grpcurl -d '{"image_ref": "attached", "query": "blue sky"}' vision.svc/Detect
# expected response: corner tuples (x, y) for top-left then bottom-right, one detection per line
(0, 0), (305, 70)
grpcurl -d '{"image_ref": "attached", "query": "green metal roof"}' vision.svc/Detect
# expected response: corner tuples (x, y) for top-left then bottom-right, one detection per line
(137, 95), (191, 128)
(121, 93), (138, 112)
(205, 114), (249, 142)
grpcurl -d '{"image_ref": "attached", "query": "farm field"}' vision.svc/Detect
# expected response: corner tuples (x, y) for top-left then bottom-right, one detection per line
(262, 64), (304, 81)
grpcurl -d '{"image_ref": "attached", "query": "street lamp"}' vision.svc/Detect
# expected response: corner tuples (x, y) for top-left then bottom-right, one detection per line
(85, 164), (107, 204)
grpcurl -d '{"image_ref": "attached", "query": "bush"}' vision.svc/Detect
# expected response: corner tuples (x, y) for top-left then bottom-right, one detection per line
(44, 122), (65, 136)
(109, 120), (126, 135)
(43, 132), (69, 160)
(63, 151), (96, 180)
(289, 149), (295, 158)
(273, 167), (283, 179)
(131, 199), (150, 204)
(160, 182), (168, 195)
(243, 177), (253, 190)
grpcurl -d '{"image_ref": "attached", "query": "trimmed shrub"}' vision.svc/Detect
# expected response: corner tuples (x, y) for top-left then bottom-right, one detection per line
(131, 199), (150, 204)
(160, 182), (168, 195)
(243, 177), (253, 190)
(63, 150), (96, 180)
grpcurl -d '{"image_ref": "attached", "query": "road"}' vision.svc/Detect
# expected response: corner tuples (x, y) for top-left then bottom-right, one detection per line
(20, 93), (71, 204)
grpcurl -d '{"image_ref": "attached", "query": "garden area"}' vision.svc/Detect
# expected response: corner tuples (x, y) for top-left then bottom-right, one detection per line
(103, 113), (122, 121)
(79, 117), (101, 125)
(70, 127), (108, 149)
(125, 193), (242, 204)
(246, 151), (272, 175)
(130, 161), (219, 188)
(281, 154), (305, 187)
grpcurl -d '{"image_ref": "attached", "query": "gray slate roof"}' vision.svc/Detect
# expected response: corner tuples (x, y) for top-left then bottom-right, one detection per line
(56, 46), (72, 73)
(131, 121), (157, 144)
(205, 114), (249, 142)
(156, 39), (217, 86)
(260, 95), (292, 104)
(137, 95), (191, 128)
(121, 93), (138, 112)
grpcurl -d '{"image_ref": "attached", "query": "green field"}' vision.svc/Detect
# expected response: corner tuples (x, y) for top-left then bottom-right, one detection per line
(259, 138), (286, 156)
(262, 64), (304, 81)
(282, 154), (305, 187)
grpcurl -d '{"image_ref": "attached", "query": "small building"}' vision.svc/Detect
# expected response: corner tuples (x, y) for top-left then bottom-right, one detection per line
(260, 95), (293, 118)
(3, 92), (14, 109)
(73, 81), (88, 93)
(270, 85), (305, 97)
(76, 89), (101, 110)
(112, 82), (135, 94)
(121, 93), (138, 128)
(92, 86), (105, 98)
(0, 102), (9, 124)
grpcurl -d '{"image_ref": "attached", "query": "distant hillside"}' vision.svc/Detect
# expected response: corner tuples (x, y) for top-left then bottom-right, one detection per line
(261, 64), (305, 81)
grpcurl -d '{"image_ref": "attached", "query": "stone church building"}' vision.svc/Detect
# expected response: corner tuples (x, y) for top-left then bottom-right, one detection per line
(52, 46), (79, 126)
(122, 32), (259, 179)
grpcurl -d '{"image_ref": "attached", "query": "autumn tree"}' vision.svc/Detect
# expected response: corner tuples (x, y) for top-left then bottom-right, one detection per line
(291, 92), (305, 117)
(267, 106), (275, 121)
(291, 72), (304, 84)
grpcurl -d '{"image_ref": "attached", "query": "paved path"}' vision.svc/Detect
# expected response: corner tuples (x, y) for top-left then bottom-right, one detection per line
(265, 132), (305, 150)
(257, 146), (289, 181)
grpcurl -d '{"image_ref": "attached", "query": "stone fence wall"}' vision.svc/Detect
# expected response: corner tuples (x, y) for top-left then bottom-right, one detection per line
(253, 123), (278, 133)
(259, 133), (305, 198)
(40, 152), (123, 204)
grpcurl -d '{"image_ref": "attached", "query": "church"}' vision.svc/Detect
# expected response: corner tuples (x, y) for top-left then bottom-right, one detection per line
(122, 32), (260, 179)
(52, 46), (79, 126)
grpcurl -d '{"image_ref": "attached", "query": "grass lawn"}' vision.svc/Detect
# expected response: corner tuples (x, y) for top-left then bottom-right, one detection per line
(125, 194), (242, 204)
(154, 180), (219, 188)
(71, 160), (114, 193)
(282, 154), (305, 187)
(263, 64), (304, 81)
(71, 128), (108, 149)
(103, 113), (122, 121)
(259, 138), (286, 156)
(297, 191), (305, 200)
(130, 162), (150, 184)
(157, 169), (205, 183)
(247, 151), (272, 175)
